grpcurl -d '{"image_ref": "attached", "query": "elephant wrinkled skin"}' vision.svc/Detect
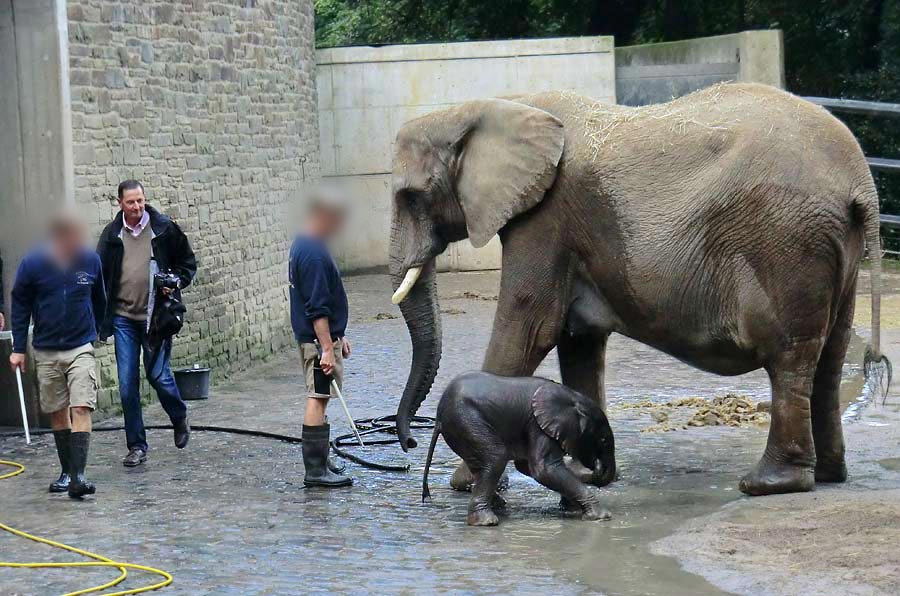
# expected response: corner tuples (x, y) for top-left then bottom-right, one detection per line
(422, 372), (616, 526)
(389, 83), (887, 497)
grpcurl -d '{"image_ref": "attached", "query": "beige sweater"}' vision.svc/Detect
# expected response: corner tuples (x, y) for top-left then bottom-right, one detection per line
(116, 229), (152, 321)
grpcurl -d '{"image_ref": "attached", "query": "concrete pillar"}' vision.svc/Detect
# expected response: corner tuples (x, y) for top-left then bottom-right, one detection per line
(738, 30), (786, 88)
(0, 0), (72, 314)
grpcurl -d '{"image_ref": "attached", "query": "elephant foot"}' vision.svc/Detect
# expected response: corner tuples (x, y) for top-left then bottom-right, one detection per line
(558, 496), (581, 514)
(581, 502), (612, 522)
(451, 462), (473, 491)
(467, 508), (499, 527)
(451, 463), (509, 493)
(815, 458), (848, 483)
(739, 459), (815, 496)
(491, 492), (508, 510)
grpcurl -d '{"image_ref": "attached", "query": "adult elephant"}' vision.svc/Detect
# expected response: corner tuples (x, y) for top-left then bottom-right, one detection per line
(389, 83), (887, 496)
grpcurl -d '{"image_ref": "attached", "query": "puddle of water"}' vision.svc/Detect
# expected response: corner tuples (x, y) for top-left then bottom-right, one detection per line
(331, 321), (875, 596)
(840, 332), (873, 421)
(411, 434), (752, 596)
(486, 328), (873, 596)
(6, 291), (878, 596)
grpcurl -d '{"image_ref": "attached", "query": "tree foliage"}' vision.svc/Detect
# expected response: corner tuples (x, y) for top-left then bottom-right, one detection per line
(316, 0), (900, 244)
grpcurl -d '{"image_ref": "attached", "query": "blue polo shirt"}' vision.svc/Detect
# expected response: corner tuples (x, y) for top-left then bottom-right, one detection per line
(288, 235), (348, 344)
(11, 247), (106, 353)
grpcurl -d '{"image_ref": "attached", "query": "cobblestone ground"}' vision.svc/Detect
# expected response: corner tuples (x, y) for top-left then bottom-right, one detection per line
(0, 271), (871, 596)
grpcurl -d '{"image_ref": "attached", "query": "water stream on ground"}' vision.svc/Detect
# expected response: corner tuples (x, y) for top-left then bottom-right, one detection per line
(324, 311), (873, 596)
(0, 271), (876, 595)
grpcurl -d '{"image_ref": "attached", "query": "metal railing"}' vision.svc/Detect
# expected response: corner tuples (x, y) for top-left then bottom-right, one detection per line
(805, 96), (900, 227)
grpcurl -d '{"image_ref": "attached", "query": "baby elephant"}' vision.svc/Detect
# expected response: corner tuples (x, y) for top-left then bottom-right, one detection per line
(423, 371), (616, 526)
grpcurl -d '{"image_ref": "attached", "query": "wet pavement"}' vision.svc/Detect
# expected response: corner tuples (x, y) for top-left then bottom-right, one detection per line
(0, 271), (894, 596)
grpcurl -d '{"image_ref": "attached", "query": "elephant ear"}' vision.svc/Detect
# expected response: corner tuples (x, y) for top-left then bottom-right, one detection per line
(455, 99), (565, 248)
(531, 383), (591, 455)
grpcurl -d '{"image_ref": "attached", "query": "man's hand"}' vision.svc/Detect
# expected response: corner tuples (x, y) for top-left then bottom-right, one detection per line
(0, 312), (5, 331)
(320, 347), (336, 376)
(341, 337), (351, 359)
(9, 352), (25, 372)
(161, 287), (174, 297)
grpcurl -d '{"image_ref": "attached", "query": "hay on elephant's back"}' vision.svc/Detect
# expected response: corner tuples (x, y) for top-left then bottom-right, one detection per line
(578, 83), (744, 158)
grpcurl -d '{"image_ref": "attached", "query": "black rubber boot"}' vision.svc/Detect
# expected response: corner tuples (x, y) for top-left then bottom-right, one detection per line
(322, 417), (346, 474)
(302, 424), (352, 488)
(67, 432), (96, 499)
(49, 429), (71, 493)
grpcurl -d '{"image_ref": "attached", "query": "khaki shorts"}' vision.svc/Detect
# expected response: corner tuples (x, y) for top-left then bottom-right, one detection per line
(33, 343), (98, 413)
(299, 342), (343, 399)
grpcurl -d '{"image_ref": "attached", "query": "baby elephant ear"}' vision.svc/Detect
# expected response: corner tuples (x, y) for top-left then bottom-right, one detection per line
(531, 383), (589, 454)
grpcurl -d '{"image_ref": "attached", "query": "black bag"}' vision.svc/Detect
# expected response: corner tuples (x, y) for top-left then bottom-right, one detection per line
(148, 295), (187, 351)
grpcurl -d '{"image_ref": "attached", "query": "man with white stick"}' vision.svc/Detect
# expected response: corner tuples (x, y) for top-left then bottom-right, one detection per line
(289, 186), (354, 488)
(9, 211), (106, 499)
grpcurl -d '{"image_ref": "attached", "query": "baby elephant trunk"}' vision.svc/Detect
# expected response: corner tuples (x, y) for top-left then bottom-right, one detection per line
(590, 422), (616, 488)
(593, 452), (617, 487)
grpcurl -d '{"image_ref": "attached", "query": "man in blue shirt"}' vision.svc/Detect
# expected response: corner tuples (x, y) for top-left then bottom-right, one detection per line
(289, 188), (352, 488)
(9, 211), (106, 499)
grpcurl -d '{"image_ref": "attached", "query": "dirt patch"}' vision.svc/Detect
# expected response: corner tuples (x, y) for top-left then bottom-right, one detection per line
(653, 492), (900, 596)
(855, 293), (900, 329)
(373, 312), (398, 320)
(879, 457), (900, 471)
(613, 394), (770, 433)
(441, 290), (499, 301)
(440, 307), (466, 315)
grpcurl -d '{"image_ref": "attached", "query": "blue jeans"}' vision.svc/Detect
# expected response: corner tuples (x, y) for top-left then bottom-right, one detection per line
(113, 315), (187, 451)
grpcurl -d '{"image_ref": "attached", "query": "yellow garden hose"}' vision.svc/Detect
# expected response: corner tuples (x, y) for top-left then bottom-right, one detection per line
(0, 460), (172, 595)
(0, 414), (429, 594)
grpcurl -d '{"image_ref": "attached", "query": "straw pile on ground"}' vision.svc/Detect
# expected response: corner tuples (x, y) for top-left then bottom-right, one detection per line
(613, 393), (770, 433)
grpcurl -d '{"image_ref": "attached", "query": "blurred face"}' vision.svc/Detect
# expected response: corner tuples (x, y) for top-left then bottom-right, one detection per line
(309, 206), (345, 239)
(51, 220), (87, 261)
(119, 187), (146, 224)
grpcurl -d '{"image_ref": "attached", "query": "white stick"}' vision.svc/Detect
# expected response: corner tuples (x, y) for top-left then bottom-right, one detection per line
(15, 367), (31, 444)
(331, 380), (365, 447)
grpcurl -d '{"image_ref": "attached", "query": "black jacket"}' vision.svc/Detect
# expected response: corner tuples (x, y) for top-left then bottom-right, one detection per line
(97, 205), (196, 340)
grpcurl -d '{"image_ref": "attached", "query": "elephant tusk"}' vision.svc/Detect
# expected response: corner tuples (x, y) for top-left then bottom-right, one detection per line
(392, 266), (423, 304)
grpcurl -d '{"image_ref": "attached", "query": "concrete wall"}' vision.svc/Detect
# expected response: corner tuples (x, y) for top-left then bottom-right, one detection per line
(616, 30), (784, 106)
(63, 0), (318, 408)
(0, 0), (74, 317)
(317, 37), (616, 272)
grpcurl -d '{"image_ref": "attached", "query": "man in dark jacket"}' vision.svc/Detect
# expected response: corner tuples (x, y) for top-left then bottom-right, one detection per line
(97, 180), (197, 467)
(10, 211), (106, 498)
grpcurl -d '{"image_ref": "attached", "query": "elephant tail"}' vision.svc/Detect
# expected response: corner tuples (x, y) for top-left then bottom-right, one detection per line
(422, 422), (442, 503)
(856, 184), (892, 402)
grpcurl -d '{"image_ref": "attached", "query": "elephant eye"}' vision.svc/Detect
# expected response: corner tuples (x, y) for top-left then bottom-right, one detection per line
(402, 189), (430, 211)
(399, 189), (418, 203)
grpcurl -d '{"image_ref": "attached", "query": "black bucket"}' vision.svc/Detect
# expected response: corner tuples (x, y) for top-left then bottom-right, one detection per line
(173, 366), (211, 400)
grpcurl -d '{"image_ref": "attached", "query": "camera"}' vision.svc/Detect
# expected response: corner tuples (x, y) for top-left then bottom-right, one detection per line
(154, 271), (181, 292)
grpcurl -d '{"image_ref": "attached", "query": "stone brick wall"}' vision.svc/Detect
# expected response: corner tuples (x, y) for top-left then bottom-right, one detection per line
(66, 0), (318, 409)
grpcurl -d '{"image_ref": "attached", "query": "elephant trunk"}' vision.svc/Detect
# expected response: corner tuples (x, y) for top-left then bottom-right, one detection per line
(390, 241), (442, 451)
(595, 450), (617, 488)
(593, 415), (617, 487)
